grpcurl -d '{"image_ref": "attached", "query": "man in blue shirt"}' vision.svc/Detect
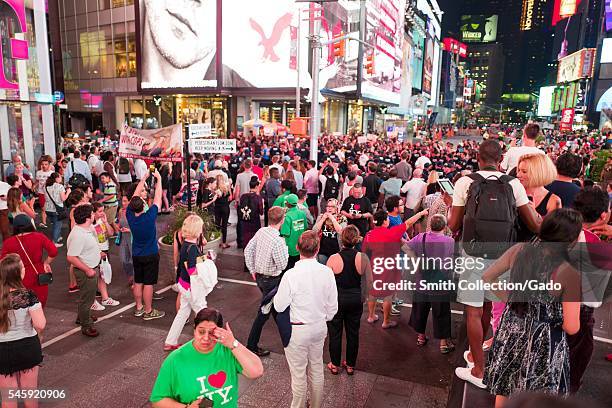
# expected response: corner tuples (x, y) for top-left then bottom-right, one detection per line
(63, 150), (92, 184)
(385, 195), (404, 227)
(127, 169), (165, 321)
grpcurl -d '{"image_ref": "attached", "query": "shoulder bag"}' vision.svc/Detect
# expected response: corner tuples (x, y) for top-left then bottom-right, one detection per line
(17, 236), (53, 285)
(45, 185), (67, 220)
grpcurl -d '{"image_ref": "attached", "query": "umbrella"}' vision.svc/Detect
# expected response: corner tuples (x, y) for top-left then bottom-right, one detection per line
(243, 118), (270, 128)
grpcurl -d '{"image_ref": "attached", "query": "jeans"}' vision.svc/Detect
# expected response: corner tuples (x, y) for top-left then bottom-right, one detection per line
(46, 211), (62, 243)
(247, 274), (281, 350)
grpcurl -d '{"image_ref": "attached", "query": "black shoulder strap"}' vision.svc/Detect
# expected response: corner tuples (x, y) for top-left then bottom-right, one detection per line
(71, 160), (75, 173)
(499, 175), (515, 184)
(421, 233), (428, 258)
(467, 173), (485, 182)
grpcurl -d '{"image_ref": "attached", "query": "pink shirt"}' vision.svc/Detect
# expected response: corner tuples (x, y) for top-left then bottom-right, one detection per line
(304, 168), (319, 194)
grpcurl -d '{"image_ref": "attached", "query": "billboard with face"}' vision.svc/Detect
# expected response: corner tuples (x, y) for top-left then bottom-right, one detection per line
(137, 0), (218, 90)
(360, 0), (406, 105)
(411, 15), (425, 91)
(460, 15), (498, 43)
(422, 36), (434, 96)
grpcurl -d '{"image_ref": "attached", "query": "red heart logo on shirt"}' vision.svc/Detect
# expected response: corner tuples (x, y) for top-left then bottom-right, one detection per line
(354, 204), (360, 210)
(208, 371), (227, 389)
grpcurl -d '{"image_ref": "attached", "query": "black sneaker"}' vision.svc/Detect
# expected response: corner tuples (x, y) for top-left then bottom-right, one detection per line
(249, 347), (270, 357)
(75, 315), (98, 325)
(95, 291), (102, 298)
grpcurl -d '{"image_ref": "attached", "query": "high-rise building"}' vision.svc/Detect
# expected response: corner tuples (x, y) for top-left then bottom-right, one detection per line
(465, 42), (505, 104)
(461, 0), (554, 95)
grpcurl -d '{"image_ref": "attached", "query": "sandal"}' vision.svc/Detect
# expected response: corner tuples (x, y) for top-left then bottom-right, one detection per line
(327, 362), (340, 375)
(440, 342), (455, 354)
(416, 334), (429, 347)
(342, 361), (354, 376)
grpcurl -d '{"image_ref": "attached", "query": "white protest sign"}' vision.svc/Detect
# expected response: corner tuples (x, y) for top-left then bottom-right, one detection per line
(190, 139), (237, 154)
(189, 123), (212, 138)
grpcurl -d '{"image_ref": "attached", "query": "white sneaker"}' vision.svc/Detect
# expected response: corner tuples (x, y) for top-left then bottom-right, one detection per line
(101, 297), (120, 306)
(54, 242), (64, 248)
(463, 350), (475, 368)
(91, 300), (106, 311)
(454, 367), (486, 389)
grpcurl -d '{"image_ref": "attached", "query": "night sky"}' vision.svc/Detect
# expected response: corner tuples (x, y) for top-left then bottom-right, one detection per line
(438, 0), (464, 38)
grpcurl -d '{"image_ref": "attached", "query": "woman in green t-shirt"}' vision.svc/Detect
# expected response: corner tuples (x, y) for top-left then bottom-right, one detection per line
(150, 309), (264, 408)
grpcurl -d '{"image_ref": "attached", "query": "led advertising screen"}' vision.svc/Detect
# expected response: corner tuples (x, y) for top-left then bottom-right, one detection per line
(552, 0), (581, 26)
(422, 36), (434, 96)
(136, 0), (218, 89)
(317, 0), (361, 93)
(460, 15), (498, 43)
(222, 0), (310, 88)
(606, 0), (612, 31)
(360, 0), (406, 105)
(557, 48), (596, 83)
(551, 13), (582, 61)
(411, 15), (425, 91)
(537, 86), (555, 117)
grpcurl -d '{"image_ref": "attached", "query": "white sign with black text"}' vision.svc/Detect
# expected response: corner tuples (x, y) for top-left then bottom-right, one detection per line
(189, 123), (212, 138)
(190, 139), (237, 154)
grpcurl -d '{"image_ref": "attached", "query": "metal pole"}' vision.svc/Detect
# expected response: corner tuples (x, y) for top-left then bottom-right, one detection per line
(184, 124), (192, 211)
(296, 12), (301, 118)
(309, 4), (321, 164)
(499, 104), (502, 124)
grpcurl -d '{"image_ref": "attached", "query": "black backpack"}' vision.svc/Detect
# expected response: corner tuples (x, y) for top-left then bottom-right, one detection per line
(461, 173), (518, 259)
(118, 157), (130, 175)
(68, 161), (91, 190)
(323, 176), (339, 200)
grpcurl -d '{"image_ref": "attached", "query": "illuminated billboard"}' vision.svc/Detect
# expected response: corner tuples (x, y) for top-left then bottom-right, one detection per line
(557, 48), (596, 83)
(411, 15), (425, 91)
(537, 86), (555, 117)
(422, 36), (434, 96)
(602, 38), (612, 64)
(360, 0), (406, 104)
(606, 0), (612, 31)
(552, 0), (582, 26)
(136, 0), (218, 89)
(460, 15), (498, 43)
(520, 0), (536, 31)
(442, 38), (467, 58)
(222, 0), (310, 88)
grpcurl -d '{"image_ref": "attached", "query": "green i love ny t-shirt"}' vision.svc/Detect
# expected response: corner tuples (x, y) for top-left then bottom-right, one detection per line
(150, 340), (243, 407)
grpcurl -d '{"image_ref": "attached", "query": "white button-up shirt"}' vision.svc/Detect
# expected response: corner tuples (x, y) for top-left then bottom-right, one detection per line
(274, 258), (338, 324)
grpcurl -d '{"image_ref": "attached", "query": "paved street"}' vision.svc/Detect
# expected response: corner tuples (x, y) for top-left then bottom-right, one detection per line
(27, 211), (612, 408)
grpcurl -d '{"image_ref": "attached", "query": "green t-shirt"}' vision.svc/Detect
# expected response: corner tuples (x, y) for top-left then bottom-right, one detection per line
(280, 207), (308, 257)
(273, 191), (291, 208)
(150, 340), (243, 407)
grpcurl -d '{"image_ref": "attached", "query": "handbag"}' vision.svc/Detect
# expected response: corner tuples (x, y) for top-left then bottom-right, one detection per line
(45, 185), (67, 220)
(17, 236), (53, 285)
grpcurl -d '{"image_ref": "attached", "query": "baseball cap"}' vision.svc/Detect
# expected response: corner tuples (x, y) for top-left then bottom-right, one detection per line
(285, 194), (299, 206)
(13, 214), (35, 230)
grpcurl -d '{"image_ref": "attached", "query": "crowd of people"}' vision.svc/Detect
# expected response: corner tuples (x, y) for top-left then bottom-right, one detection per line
(0, 122), (610, 408)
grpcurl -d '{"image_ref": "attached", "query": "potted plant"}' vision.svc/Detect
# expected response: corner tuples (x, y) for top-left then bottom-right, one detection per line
(158, 207), (222, 284)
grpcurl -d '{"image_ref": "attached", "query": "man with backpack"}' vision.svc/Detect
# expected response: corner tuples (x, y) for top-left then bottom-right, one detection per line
(64, 150), (92, 188)
(319, 164), (340, 215)
(448, 139), (541, 389)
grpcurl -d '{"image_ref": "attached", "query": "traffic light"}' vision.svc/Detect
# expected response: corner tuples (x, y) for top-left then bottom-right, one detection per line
(365, 54), (375, 75)
(332, 32), (345, 58)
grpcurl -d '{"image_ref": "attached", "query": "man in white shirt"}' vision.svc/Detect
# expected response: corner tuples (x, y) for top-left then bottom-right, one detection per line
(414, 153), (431, 170)
(400, 168), (427, 217)
(270, 155), (284, 176)
(448, 139), (541, 389)
(274, 231), (338, 408)
(0, 180), (10, 240)
(208, 160), (230, 183)
(500, 123), (544, 174)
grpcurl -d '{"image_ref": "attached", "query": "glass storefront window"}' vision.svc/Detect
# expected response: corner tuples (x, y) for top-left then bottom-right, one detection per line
(348, 104), (363, 133)
(271, 107), (282, 123)
(30, 105), (44, 165)
(259, 107), (270, 122)
(176, 96), (228, 137)
(7, 104), (25, 160)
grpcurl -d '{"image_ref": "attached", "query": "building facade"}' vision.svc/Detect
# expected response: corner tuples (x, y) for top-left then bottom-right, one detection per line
(1, 0), (56, 175)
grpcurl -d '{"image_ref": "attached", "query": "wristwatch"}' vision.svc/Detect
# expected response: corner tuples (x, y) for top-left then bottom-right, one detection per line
(230, 339), (240, 350)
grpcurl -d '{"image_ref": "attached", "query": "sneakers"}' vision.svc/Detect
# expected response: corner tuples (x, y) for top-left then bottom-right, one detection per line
(38, 223), (47, 229)
(454, 367), (486, 389)
(142, 308), (165, 321)
(133, 307), (145, 317)
(152, 293), (164, 301)
(68, 286), (79, 293)
(390, 305), (401, 316)
(54, 242), (64, 248)
(463, 350), (475, 368)
(91, 300), (106, 311)
(101, 297), (120, 307)
(95, 291), (102, 298)
(367, 314), (380, 324)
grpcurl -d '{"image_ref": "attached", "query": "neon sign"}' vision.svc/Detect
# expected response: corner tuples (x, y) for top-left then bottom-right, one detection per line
(0, 0), (29, 90)
(520, 0), (535, 31)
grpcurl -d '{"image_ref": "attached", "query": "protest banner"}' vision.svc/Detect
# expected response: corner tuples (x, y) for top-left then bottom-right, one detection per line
(119, 123), (183, 162)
